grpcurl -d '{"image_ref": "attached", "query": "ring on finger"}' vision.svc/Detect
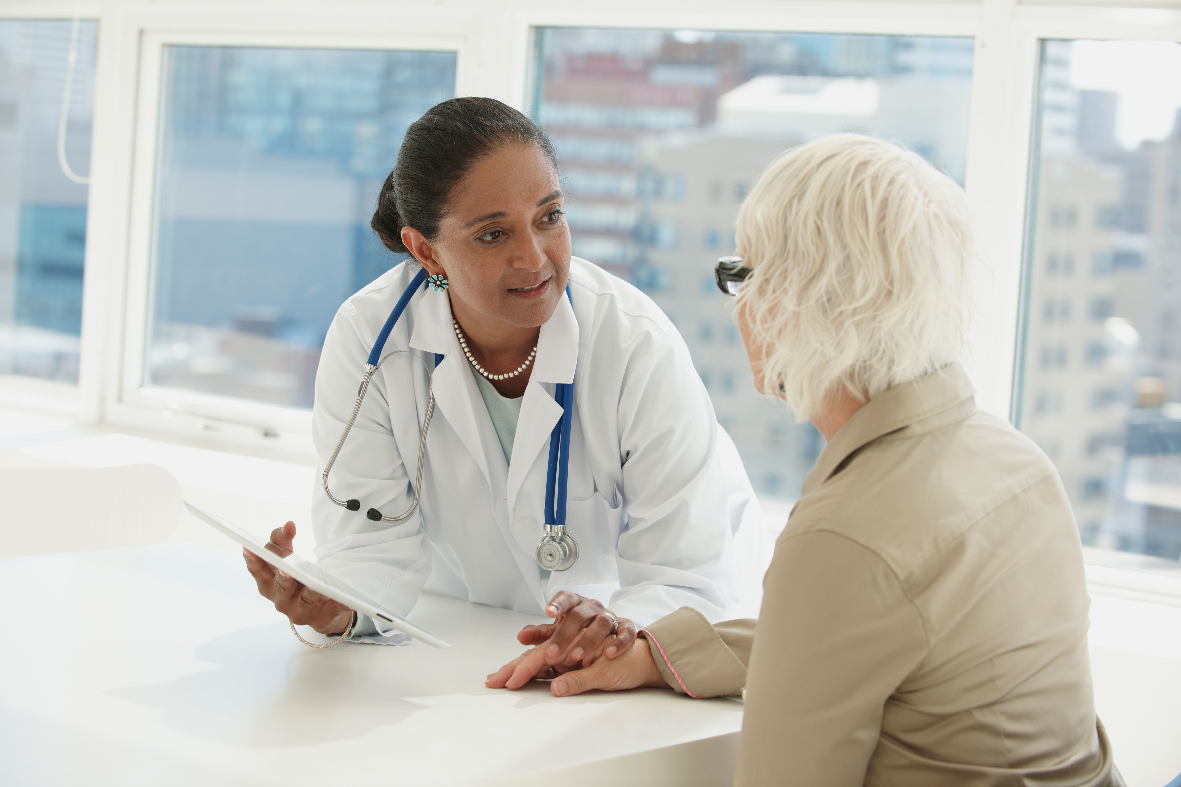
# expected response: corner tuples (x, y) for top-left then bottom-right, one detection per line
(602, 611), (619, 635)
(544, 666), (559, 680)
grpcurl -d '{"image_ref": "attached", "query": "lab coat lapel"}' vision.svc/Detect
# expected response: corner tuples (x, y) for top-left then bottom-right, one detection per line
(408, 290), (494, 490)
(506, 292), (579, 516)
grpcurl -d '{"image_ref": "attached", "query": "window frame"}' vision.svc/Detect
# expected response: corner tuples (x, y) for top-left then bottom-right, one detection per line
(106, 15), (479, 454)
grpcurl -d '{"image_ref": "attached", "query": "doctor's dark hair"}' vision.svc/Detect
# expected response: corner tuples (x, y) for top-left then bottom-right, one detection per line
(371, 97), (560, 255)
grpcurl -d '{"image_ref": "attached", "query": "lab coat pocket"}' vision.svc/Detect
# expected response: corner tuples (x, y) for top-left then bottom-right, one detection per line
(559, 491), (623, 586)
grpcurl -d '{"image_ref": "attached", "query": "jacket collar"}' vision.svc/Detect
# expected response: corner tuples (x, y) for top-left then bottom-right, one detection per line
(801, 362), (978, 495)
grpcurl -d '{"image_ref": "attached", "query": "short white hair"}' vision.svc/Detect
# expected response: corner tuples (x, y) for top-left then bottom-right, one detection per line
(735, 134), (977, 422)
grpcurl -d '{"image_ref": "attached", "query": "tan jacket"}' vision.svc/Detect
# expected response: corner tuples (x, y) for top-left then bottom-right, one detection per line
(642, 364), (1121, 786)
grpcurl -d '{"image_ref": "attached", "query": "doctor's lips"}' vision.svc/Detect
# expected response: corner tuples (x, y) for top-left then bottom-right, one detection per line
(508, 278), (551, 299)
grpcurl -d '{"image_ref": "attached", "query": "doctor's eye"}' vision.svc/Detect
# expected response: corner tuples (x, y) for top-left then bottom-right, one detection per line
(476, 229), (505, 243)
(542, 208), (564, 225)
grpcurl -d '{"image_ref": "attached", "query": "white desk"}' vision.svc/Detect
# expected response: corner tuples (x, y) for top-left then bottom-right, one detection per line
(0, 544), (742, 787)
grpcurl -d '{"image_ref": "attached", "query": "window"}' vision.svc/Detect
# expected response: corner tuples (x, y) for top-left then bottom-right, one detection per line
(145, 46), (455, 408)
(1090, 297), (1115, 322)
(0, 20), (97, 385)
(533, 27), (974, 500)
(1016, 39), (1181, 563)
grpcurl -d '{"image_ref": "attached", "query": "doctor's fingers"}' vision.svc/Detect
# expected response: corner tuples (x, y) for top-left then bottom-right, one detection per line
(605, 618), (638, 660)
(269, 569), (309, 615)
(543, 599), (608, 659)
(243, 550), (278, 597)
(289, 594), (351, 632)
(516, 622), (557, 646)
(271, 577), (335, 628)
(543, 590), (587, 618)
(566, 613), (622, 663)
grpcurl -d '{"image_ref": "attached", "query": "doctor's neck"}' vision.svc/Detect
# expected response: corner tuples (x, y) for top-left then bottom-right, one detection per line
(448, 294), (544, 397)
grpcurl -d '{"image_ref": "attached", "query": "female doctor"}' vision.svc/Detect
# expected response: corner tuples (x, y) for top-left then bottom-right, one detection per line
(243, 97), (764, 666)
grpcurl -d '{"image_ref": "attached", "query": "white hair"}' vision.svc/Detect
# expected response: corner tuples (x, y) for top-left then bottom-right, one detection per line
(735, 134), (978, 422)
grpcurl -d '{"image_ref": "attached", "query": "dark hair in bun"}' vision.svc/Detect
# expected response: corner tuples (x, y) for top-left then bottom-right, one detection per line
(371, 97), (559, 254)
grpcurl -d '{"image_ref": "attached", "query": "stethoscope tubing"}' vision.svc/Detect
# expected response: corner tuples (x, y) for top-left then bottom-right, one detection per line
(322, 266), (576, 562)
(321, 350), (437, 523)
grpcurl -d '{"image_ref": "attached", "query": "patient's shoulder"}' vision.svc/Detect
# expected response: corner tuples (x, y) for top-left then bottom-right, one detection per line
(787, 410), (1068, 572)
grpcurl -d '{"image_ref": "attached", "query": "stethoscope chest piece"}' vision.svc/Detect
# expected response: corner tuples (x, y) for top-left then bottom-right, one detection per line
(535, 525), (579, 572)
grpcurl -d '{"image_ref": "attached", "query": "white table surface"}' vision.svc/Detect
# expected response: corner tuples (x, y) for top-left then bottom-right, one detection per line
(0, 544), (743, 787)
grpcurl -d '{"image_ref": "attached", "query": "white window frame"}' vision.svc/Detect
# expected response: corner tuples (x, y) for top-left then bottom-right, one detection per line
(116, 27), (472, 454)
(2, 0), (1180, 590)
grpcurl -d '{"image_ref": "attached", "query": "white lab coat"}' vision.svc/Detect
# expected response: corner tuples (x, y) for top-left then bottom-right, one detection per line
(312, 258), (767, 629)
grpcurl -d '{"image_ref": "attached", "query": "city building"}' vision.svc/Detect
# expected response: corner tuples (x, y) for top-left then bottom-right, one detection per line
(536, 28), (974, 499)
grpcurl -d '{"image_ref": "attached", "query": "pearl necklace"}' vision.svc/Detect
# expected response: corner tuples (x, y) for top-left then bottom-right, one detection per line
(453, 319), (537, 381)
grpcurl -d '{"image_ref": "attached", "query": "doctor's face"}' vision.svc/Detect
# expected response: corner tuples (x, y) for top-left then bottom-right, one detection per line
(420, 143), (571, 331)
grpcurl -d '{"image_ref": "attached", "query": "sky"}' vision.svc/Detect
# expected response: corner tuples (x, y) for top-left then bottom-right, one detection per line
(1070, 39), (1181, 150)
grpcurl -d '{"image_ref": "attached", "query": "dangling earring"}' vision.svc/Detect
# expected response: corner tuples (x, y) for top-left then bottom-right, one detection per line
(427, 274), (448, 292)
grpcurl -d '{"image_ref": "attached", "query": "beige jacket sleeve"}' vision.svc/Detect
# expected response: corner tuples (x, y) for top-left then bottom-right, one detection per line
(643, 530), (928, 787)
(641, 610), (754, 698)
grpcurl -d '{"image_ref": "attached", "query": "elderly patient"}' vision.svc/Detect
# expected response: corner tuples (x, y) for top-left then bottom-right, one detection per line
(487, 134), (1123, 786)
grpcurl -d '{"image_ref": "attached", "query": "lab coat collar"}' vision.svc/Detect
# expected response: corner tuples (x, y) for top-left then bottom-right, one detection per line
(802, 362), (978, 495)
(407, 288), (496, 493)
(529, 289), (579, 384)
(407, 287), (454, 356)
(506, 290), (579, 523)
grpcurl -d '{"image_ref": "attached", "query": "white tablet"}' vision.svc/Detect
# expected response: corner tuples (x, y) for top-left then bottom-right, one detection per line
(185, 502), (450, 649)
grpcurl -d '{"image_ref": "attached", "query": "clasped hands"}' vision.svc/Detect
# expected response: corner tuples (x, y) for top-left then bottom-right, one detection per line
(485, 590), (665, 697)
(244, 521), (665, 696)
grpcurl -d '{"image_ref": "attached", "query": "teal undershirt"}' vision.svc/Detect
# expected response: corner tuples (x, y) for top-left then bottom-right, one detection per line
(470, 370), (551, 581)
(471, 371), (523, 462)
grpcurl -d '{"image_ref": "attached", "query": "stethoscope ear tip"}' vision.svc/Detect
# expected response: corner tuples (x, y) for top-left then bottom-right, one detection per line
(366, 509), (383, 522)
(345, 499), (360, 511)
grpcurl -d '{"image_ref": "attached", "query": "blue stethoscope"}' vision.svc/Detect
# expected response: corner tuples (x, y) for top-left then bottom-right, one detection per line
(321, 267), (579, 572)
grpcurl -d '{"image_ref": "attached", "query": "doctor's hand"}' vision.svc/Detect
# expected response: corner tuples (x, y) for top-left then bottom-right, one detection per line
(242, 521), (355, 636)
(516, 591), (638, 668)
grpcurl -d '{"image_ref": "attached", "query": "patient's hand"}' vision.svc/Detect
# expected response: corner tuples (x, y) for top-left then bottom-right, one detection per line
(485, 633), (667, 697)
(242, 521), (354, 636)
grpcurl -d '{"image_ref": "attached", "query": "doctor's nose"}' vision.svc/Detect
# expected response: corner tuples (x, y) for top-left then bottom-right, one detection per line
(511, 231), (547, 272)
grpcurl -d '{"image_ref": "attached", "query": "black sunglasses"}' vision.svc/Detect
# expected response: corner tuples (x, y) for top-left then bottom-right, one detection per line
(714, 256), (752, 296)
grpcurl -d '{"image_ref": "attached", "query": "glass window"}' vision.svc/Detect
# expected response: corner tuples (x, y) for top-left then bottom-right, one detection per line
(0, 19), (97, 384)
(146, 46), (456, 408)
(1017, 40), (1181, 563)
(533, 28), (975, 501)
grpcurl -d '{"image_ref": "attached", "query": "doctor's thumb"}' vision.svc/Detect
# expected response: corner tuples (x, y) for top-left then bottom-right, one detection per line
(269, 521), (297, 553)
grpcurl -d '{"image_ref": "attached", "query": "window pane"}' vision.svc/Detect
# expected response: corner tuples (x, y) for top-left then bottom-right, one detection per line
(147, 46), (456, 407)
(0, 20), (97, 384)
(534, 28), (974, 501)
(1017, 40), (1181, 562)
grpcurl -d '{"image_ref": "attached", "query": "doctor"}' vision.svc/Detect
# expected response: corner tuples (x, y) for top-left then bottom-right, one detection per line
(243, 97), (764, 666)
